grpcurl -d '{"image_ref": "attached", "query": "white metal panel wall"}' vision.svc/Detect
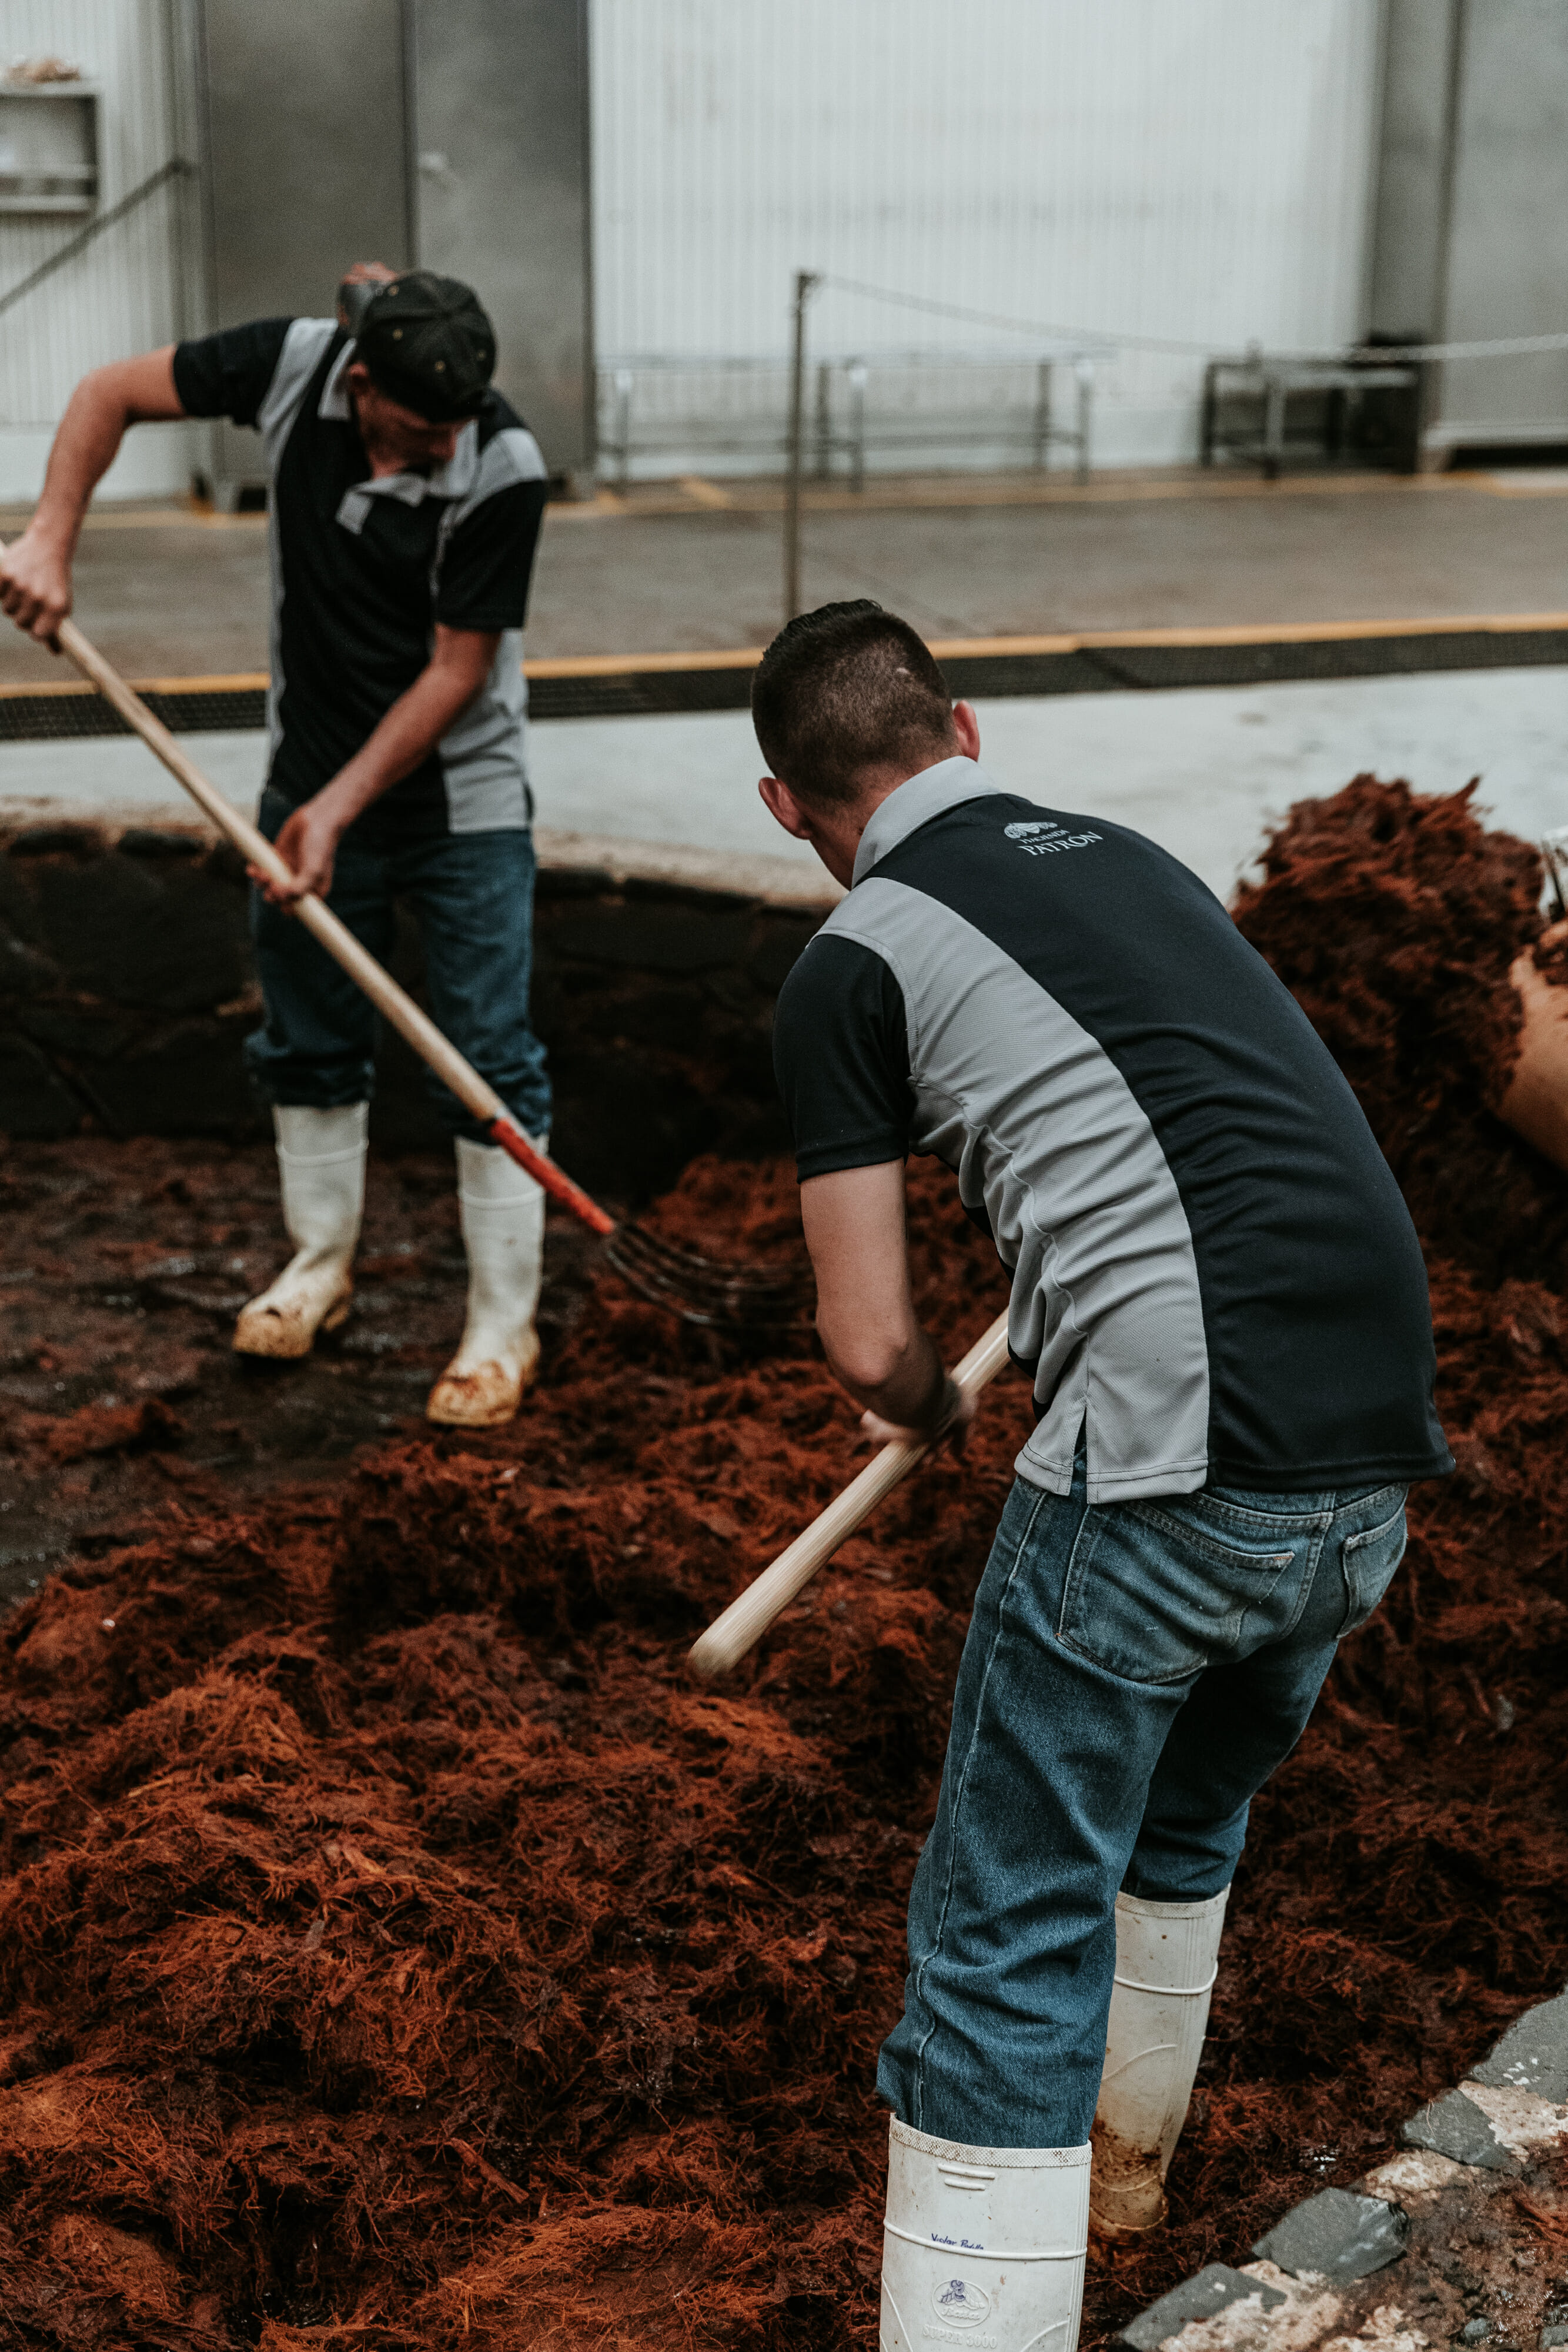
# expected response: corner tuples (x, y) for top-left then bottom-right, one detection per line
(591, 0), (1385, 467)
(0, 0), (191, 499)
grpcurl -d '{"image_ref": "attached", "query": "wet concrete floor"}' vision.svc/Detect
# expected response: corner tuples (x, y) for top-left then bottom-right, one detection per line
(2, 465), (1567, 684)
(0, 1137), (601, 1614)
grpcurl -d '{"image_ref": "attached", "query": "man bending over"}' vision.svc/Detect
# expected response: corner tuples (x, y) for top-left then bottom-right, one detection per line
(755, 602), (1450, 2351)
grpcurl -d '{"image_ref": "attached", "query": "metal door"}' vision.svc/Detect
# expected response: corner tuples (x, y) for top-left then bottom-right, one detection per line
(1441, 0), (1568, 442)
(412, 0), (593, 475)
(195, 0), (413, 499)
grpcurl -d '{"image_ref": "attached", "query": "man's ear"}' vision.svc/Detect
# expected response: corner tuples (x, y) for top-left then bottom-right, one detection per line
(758, 773), (813, 841)
(952, 700), (981, 760)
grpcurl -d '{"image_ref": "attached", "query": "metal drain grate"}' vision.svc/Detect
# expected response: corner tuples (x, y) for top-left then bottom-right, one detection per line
(0, 626), (1563, 742)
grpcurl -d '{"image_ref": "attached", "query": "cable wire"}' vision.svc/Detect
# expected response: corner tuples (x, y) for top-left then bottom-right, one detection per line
(815, 272), (1568, 366)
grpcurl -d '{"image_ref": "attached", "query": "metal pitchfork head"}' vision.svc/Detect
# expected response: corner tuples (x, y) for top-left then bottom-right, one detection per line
(487, 1118), (813, 1333)
(604, 1218), (815, 1331)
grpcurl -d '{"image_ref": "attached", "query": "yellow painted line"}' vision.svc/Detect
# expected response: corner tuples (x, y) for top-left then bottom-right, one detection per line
(677, 474), (737, 510)
(529, 612), (1568, 679)
(82, 505), (268, 530)
(939, 612), (1568, 656)
(524, 646), (761, 678)
(0, 670), (269, 699)
(124, 669), (268, 691)
(4, 609), (1565, 706)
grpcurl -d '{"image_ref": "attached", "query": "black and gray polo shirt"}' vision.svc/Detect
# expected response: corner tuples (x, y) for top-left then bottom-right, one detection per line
(173, 316), (548, 838)
(773, 757), (1451, 1503)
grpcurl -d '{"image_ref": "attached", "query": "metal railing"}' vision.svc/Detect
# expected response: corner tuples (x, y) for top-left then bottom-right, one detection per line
(597, 348), (1095, 490)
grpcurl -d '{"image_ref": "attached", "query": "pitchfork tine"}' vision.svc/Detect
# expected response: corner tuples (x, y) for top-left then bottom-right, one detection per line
(604, 1222), (814, 1328)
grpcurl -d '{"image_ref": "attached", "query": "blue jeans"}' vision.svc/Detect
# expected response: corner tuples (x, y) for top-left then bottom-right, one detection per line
(245, 787), (551, 1142)
(877, 1458), (1408, 2149)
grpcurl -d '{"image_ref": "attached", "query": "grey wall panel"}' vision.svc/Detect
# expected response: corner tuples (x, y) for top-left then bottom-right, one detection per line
(1368, 0), (1462, 340)
(589, 0), (1385, 473)
(413, 0), (593, 474)
(196, 0), (412, 492)
(1440, 0), (1568, 436)
(198, 0), (412, 320)
(1372, 0), (1568, 446)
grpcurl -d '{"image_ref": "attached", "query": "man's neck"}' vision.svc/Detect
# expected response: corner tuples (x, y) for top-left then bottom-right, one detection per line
(807, 756), (961, 890)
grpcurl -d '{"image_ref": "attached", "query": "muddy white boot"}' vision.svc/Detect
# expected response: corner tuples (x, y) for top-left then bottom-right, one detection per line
(880, 2119), (1088, 2352)
(1089, 1885), (1229, 2239)
(426, 1134), (545, 1428)
(233, 1103), (367, 1359)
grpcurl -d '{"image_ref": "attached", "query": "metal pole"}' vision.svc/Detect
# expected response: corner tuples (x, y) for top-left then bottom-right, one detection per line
(1074, 357), (1095, 489)
(848, 360), (868, 494)
(814, 360), (832, 479)
(614, 368), (633, 489)
(1034, 358), (1052, 470)
(784, 269), (818, 625)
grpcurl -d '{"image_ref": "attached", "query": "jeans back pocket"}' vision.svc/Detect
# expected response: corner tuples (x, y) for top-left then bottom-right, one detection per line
(1338, 1497), (1407, 1636)
(1057, 1496), (1298, 1686)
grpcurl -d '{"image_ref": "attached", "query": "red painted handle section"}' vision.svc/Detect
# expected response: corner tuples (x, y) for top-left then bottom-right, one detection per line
(489, 1115), (616, 1238)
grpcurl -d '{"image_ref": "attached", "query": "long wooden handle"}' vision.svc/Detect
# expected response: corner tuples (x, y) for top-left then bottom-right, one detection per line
(688, 1308), (1014, 1680)
(44, 604), (613, 1237)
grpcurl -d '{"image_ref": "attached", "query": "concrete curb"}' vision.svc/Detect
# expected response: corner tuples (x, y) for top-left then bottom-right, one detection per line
(1116, 1988), (1568, 2352)
(0, 799), (841, 915)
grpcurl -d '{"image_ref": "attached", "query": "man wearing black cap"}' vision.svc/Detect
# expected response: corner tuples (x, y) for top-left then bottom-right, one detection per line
(0, 266), (554, 1430)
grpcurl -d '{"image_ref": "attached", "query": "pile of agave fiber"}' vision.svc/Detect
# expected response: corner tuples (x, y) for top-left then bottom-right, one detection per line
(0, 777), (1565, 2350)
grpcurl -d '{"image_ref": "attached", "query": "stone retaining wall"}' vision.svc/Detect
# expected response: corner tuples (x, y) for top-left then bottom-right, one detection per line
(0, 816), (831, 1201)
(1120, 1989), (1568, 2352)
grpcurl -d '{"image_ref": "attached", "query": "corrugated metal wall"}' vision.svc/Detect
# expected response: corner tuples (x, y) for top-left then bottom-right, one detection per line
(0, 0), (191, 500)
(0, 0), (1388, 499)
(591, 0), (1386, 470)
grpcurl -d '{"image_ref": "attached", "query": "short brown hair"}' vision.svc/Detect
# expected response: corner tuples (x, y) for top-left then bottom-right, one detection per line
(751, 601), (957, 808)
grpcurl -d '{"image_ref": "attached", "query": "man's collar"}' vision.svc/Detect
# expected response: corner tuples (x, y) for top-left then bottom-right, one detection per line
(850, 756), (1004, 887)
(319, 337), (479, 500)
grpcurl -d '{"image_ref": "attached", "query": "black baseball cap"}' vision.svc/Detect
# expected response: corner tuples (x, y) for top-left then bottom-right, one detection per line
(355, 271), (496, 423)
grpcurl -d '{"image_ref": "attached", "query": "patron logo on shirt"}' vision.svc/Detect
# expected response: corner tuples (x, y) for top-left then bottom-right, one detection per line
(1003, 820), (1102, 857)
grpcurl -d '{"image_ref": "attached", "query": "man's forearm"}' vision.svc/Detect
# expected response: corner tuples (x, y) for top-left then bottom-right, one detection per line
(33, 352), (182, 554)
(821, 1317), (948, 1429)
(253, 629), (500, 903)
(33, 383), (132, 553)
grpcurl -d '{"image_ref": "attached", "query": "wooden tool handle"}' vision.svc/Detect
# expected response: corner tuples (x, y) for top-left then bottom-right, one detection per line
(42, 606), (613, 1237)
(688, 1307), (1014, 1680)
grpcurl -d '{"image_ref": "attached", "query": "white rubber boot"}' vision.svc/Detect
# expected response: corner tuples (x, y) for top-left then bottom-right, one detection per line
(426, 1134), (545, 1428)
(1089, 1885), (1229, 2239)
(233, 1103), (367, 1359)
(880, 2119), (1089, 2352)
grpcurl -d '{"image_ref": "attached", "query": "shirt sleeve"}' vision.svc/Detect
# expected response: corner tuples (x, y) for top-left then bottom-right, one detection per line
(773, 932), (915, 1179)
(172, 319), (295, 426)
(436, 475), (547, 633)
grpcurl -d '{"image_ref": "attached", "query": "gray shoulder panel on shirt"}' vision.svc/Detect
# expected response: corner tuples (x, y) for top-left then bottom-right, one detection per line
(257, 318), (338, 472)
(828, 877), (1211, 1504)
(449, 427), (549, 527)
(439, 626), (530, 835)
